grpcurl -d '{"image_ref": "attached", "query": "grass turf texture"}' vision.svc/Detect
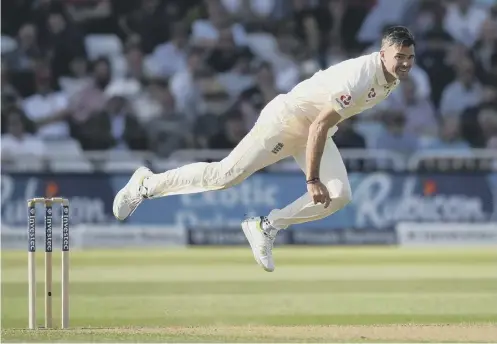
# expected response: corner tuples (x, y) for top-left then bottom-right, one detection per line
(2, 247), (497, 342)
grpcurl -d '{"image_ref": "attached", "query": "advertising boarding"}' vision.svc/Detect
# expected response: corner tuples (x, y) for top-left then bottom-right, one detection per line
(2, 171), (496, 248)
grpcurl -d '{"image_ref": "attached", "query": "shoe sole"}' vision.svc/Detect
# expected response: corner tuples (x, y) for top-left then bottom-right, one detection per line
(113, 167), (151, 221)
(241, 220), (274, 272)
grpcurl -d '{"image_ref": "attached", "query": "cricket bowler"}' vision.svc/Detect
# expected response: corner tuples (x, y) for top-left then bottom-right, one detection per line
(113, 26), (416, 272)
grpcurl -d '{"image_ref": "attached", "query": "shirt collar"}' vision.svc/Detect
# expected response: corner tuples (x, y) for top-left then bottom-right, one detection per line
(375, 52), (389, 86)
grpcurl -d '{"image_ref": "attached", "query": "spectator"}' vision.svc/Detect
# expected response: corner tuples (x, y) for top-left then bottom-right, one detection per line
(118, 0), (170, 54)
(144, 82), (193, 157)
(410, 0), (446, 38)
(485, 51), (497, 87)
(1, 106), (46, 164)
(67, 57), (111, 125)
(387, 77), (438, 137)
(488, 1), (497, 23)
(1, 62), (23, 110)
(323, 40), (348, 68)
(422, 117), (471, 151)
(270, 27), (302, 92)
(221, 0), (278, 22)
(127, 45), (152, 80)
(206, 27), (253, 73)
(487, 136), (497, 149)
(161, 0), (198, 21)
(76, 94), (148, 151)
(3, 23), (44, 72)
(217, 53), (255, 99)
(169, 49), (207, 121)
(416, 28), (456, 107)
(65, 0), (115, 35)
(238, 62), (279, 130)
(31, 0), (68, 46)
(22, 61), (70, 139)
(150, 22), (189, 78)
(191, 0), (248, 48)
(58, 55), (92, 96)
(342, 0), (378, 52)
(478, 103), (497, 148)
(193, 113), (222, 149)
(356, 0), (413, 45)
(133, 79), (168, 124)
(1, 0), (34, 37)
(473, 20), (497, 75)
(45, 10), (87, 80)
(443, 0), (488, 48)
(334, 117), (366, 149)
(275, 20), (306, 62)
(482, 85), (497, 104)
(375, 110), (419, 156)
(101, 45), (149, 101)
(292, 0), (333, 57)
(439, 58), (483, 118)
(208, 111), (247, 149)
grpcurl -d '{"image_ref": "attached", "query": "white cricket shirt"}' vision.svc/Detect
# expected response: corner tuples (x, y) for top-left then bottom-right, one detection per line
(281, 52), (399, 135)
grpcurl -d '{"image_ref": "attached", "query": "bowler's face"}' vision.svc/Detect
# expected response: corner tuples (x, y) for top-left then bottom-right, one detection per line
(381, 44), (415, 80)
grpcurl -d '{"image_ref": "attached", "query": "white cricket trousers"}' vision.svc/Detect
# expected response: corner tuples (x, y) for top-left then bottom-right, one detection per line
(143, 95), (352, 229)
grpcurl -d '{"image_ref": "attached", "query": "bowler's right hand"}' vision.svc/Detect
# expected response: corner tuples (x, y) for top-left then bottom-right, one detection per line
(307, 180), (331, 208)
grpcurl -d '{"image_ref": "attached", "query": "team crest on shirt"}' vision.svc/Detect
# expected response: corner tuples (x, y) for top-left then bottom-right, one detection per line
(335, 94), (352, 109)
(368, 88), (376, 99)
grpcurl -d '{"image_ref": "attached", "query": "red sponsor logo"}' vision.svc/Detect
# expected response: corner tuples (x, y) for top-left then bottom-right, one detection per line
(340, 94), (351, 106)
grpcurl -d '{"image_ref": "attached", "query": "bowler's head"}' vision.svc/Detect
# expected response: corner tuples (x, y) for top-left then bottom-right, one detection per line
(380, 26), (416, 81)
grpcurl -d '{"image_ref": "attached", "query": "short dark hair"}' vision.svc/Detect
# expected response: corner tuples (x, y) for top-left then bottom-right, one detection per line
(381, 26), (415, 48)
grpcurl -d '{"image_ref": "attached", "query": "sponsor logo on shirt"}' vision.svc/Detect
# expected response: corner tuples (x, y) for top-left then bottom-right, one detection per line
(335, 94), (352, 109)
(368, 88), (376, 99)
(271, 143), (284, 154)
(365, 88), (377, 103)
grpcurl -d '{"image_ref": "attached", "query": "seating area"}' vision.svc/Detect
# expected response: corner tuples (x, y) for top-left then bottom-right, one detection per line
(2, 1), (496, 175)
(2, 136), (494, 173)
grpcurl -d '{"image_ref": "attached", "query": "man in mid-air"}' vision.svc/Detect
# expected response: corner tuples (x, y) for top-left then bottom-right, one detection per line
(113, 26), (416, 272)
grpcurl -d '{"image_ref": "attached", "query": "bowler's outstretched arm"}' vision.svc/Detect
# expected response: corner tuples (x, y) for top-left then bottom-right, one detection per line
(305, 105), (343, 208)
(306, 105), (342, 181)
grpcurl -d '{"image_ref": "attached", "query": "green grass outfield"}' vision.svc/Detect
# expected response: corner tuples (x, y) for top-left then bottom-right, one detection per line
(2, 247), (497, 342)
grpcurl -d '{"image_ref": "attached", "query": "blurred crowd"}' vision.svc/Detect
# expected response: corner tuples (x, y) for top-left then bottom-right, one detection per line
(1, 0), (497, 165)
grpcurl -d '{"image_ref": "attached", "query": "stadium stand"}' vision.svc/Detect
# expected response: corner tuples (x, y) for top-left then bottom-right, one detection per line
(2, 0), (496, 174)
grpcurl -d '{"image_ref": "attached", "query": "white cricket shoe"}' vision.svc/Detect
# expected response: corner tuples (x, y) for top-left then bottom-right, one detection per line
(241, 216), (278, 272)
(113, 166), (153, 221)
